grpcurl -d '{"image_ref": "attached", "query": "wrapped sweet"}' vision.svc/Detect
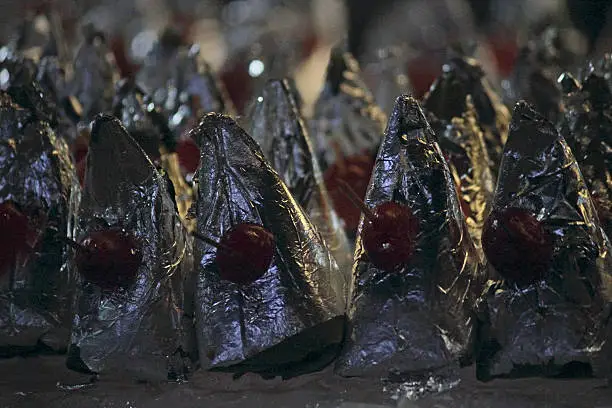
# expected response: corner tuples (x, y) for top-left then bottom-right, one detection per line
(310, 44), (387, 237)
(422, 55), (510, 173)
(69, 27), (117, 121)
(336, 96), (484, 380)
(502, 41), (563, 123)
(476, 102), (612, 380)
(0, 90), (79, 355)
(67, 115), (192, 381)
(247, 78), (353, 281)
(112, 78), (194, 229)
(426, 98), (496, 256)
(559, 72), (612, 240)
(191, 113), (347, 379)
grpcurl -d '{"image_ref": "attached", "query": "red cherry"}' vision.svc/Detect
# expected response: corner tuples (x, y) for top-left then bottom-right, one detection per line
(482, 208), (553, 285)
(175, 137), (200, 175)
(324, 153), (375, 236)
(0, 202), (32, 276)
(215, 223), (275, 285)
(76, 229), (142, 291)
(361, 202), (419, 271)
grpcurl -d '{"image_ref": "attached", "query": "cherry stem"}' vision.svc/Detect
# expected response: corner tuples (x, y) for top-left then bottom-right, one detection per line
(191, 231), (233, 252)
(335, 179), (376, 222)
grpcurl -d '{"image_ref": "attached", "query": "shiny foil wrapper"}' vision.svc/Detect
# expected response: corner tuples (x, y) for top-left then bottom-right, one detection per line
(138, 41), (235, 136)
(247, 78), (353, 288)
(427, 98), (496, 257)
(309, 44), (387, 171)
(36, 56), (81, 142)
(423, 56), (510, 173)
(0, 91), (80, 354)
(502, 43), (563, 123)
(0, 53), (59, 128)
(475, 102), (612, 380)
(336, 96), (485, 379)
(362, 45), (412, 116)
(69, 30), (118, 121)
(558, 72), (612, 244)
(112, 79), (194, 229)
(192, 113), (346, 378)
(68, 115), (193, 381)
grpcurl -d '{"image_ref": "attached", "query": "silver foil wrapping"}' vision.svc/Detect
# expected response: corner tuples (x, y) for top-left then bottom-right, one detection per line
(336, 96), (485, 379)
(36, 56), (81, 142)
(475, 102), (612, 380)
(138, 40), (235, 136)
(112, 79), (194, 230)
(247, 78), (353, 288)
(309, 44), (387, 171)
(422, 56), (510, 173)
(68, 115), (192, 381)
(0, 53), (59, 128)
(0, 91), (80, 354)
(362, 45), (412, 116)
(559, 71), (612, 240)
(426, 99), (496, 258)
(69, 29), (117, 121)
(192, 113), (346, 378)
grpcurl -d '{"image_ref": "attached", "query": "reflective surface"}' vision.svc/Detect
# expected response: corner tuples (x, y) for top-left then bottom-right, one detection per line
(336, 96), (484, 383)
(476, 102), (612, 381)
(247, 78), (353, 286)
(68, 115), (193, 381)
(309, 44), (386, 171)
(192, 113), (346, 378)
(423, 55), (510, 173)
(0, 90), (79, 354)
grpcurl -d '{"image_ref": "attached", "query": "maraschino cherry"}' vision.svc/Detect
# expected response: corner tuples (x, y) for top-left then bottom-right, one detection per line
(0, 201), (32, 276)
(75, 228), (142, 291)
(194, 223), (275, 285)
(337, 181), (419, 271)
(482, 207), (553, 285)
(324, 148), (375, 236)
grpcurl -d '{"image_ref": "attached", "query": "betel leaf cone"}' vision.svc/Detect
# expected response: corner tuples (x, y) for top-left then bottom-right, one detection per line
(428, 98), (496, 258)
(335, 96), (484, 380)
(0, 92), (79, 355)
(67, 115), (193, 381)
(247, 78), (353, 288)
(138, 43), (235, 137)
(559, 72), (612, 240)
(423, 56), (510, 173)
(36, 56), (81, 141)
(310, 44), (386, 238)
(112, 78), (193, 229)
(69, 31), (117, 121)
(0, 53), (59, 129)
(192, 113), (346, 379)
(503, 43), (563, 124)
(310, 43), (386, 170)
(475, 102), (612, 381)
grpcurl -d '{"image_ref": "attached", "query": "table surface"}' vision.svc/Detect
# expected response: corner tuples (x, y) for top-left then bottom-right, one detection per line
(0, 356), (610, 408)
